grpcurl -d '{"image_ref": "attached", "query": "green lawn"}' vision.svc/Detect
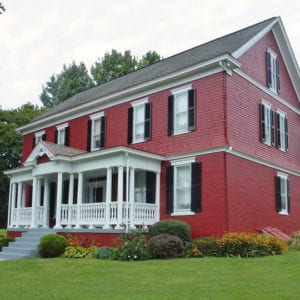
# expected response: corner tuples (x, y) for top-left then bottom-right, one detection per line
(0, 229), (6, 236)
(0, 251), (299, 300)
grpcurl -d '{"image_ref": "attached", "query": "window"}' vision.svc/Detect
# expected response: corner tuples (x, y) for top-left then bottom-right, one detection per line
(168, 85), (195, 136)
(275, 173), (290, 215)
(32, 130), (46, 148)
(87, 113), (106, 151)
(166, 159), (201, 215)
(86, 180), (106, 203)
(267, 49), (280, 93)
(55, 123), (69, 146)
(134, 171), (155, 203)
(260, 101), (274, 146)
(276, 111), (288, 152)
(128, 99), (151, 144)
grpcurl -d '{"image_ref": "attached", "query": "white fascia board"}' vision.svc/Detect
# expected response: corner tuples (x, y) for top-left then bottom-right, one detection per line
(18, 55), (240, 135)
(4, 166), (32, 176)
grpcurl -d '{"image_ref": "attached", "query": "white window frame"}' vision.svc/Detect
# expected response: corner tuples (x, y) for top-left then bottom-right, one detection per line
(277, 172), (289, 215)
(34, 130), (45, 144)
(131, 98), (148, 143)
(86, 180), (106, 203)
(134, 171), (147, 203)
(277, 110), (286, 152)
(56, 123), (68, 146)
(171, 84), (192, 135)
(268, 49), (278, 93)
(171, 157), (195, 216)
(90, 112), (104, 151)
(261, 100), (272, 146)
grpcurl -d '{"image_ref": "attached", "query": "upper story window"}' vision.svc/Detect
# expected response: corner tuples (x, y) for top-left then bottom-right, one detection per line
(87, 112), (106, 151)
(275, 173), (290, 215)
(128, 98), (151, 144)
(168, 85), (195, 136)
(276, 110), (288, 152)
(32, 130), (46, 148)
(267, 49), (280, 93)
(166, 158), (201, 216)
(260, 101), (274, 146)
(55, 123), (69, 146)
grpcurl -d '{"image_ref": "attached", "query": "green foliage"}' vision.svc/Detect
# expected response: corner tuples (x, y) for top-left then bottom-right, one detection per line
(0, 2), (5, 14)
(137, 50), (161, 68)
(289, 231), (300, 250)
(0, 103), (45, 227)
(111, 232), (149, 261)
(40, 61), (95, 109)
(64, 245), (96, 258)
(148, 234), (183, 259)
(39, 234), (67, 258)
(0, 237), (14, 251)
(185, 237), (217, 257)
(149, 219), (191, 243)
(95, 247), (113, 259)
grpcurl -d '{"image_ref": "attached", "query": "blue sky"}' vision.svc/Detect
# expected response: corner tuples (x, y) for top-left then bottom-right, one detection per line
(0, 0), (299, 109)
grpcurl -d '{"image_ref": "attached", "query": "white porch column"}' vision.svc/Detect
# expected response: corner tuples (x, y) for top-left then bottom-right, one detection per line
(155, 172), (161, 222)
(30, 177), (37, 228)
(75, 172), (83, 229)
(10, 183), (17, 227)
(54, 172), (63, 229)
(16, 182), (23, 228)
(43, 178), (50, 228)
(7, 182), (13, 228)
(66, 173), (74, 228)
(115, 166), (123, 229)
(129, 168), (136, 229)
(103, 167), (112, 229)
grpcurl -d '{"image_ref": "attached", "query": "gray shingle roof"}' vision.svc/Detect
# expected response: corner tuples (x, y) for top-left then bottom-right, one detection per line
(37, 17), (277, 121)
(43, 141), (86, 157)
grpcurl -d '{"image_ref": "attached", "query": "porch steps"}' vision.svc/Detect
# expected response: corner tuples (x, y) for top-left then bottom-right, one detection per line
(257, 227), (291, 242)
(0, 229), (56, 261)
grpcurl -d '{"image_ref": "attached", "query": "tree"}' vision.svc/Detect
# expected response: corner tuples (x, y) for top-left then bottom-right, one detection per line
(0, 2), (5, 14)
(40, 61), (95, 109)
(137, 50), (161, 68)
(0, 103), (45, 228)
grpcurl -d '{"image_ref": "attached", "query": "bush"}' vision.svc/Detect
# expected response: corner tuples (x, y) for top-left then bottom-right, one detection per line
(289, 231), (300, 250)
(0, 237), (15, 251)
(95, 247), (113, 259)
(149, 220), (191, 244)
(64, 245), (96, 258)
(215, 232), (288, 257)
(148, 234), (183, 259)
(111, 232), (149, 261)
(186, 237), (217, 257)
(39, 234), (67, 258)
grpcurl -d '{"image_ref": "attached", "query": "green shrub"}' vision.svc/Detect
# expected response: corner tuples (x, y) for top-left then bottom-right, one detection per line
(111, 232), (149, 261)
(0, 237), (15, 251)
(149, 220), (191, 243)
(95, 247), (113, 259)
(148, 234), (183, 259)
(64, 245), (96, 258)
(186, 237), (217, 257)
(290, 231), (300, 250)
(39, 234), (67, 258)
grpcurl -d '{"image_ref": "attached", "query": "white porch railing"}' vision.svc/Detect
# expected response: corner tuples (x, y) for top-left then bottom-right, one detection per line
(10, 202), (159, 229)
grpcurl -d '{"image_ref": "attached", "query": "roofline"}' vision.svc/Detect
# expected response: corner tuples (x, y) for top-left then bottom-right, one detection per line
(18, 54), (240, 134)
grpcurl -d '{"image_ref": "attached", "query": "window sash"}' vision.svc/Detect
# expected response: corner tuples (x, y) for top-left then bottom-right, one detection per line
(133, 104), (145, 141)
(174, 165), (191, 211)
(92, 118), (101, 150)
(278, 114), (286, 151)
(57, 129), (65, 145)
(280, 177), (288, 213)
(174, 92), (188, 133)
(269, 51), (278, 92)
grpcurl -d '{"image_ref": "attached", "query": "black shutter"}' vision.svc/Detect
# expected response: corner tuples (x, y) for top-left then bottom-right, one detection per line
(100, 116), (106, 148)
(285, 117), (288, 151)
(271, 110), (275, 146)
(276, 57), (280, 93)
(191, 162), (202, 212)
(32, 136), (36, 149)
(87, 119), (92, 152)
(168, 95), (174, 136)
(42, 134), (46, 141)
(267, 51), (272, 87)
(188, 89), (196, 131)
(65, 127), (70, 147)
(128, 107), (133, 144)
(276, 112), (281, 149)
(63, 180), (69, 205)
(166, 166), (174, 214)
(54, 130), (58, 144)
(275, 176), (282, 212)
(287, 179), (290, 213)
(146, 171), (155, 204)
(144, 102), (151, 140)
(260, 103), (266, 142)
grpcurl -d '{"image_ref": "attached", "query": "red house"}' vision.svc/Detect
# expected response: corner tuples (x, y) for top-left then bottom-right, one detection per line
(5, 17), (300, 244)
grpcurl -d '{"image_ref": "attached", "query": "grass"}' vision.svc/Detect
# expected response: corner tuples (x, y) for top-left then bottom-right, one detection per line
(0, 229), (6, 237)
(0, 251), (299, 299)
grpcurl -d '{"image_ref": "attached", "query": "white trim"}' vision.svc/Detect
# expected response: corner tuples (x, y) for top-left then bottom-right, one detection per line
(171, 157), (195, 166)
(56, 123), (68, 130)
(171, 211), (195, 216)
(277, 172), (288, 179)
(234, 69), (300, 114)
(261, 99), (272, 107)
(90, 111), (104, 120)
(131, 97), (148, 107)
(18, 55), (240, 134)
(171, 84), (192, 95)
